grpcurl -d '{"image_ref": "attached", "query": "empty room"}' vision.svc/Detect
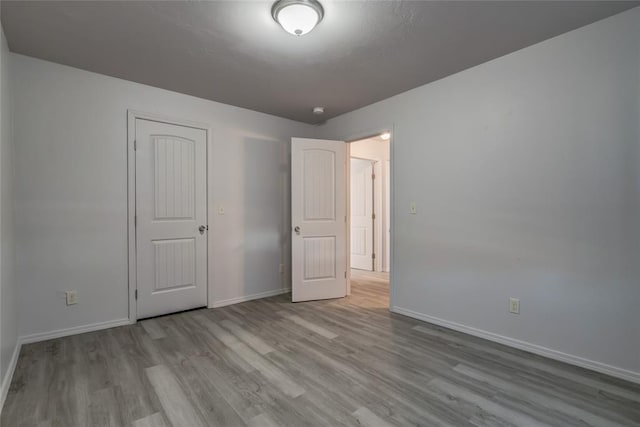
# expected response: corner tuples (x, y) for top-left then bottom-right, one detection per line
(0, 1), (639, 426)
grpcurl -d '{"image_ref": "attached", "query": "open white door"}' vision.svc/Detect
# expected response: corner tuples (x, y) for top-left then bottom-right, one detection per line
(291, 137), (347, 302)
(135, 119), (208, 319)
(350, 158), (374, 271)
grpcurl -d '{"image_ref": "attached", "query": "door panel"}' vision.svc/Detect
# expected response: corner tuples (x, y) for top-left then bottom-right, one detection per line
(152, 239), (195, 291)
(303, 150), (336, 220)
(292, 138), (346, 302)
(350, 158), (374, 270)
(304, 236), (336, 280)
(135, 119), (207, 319)
(153, 137), (195, 219)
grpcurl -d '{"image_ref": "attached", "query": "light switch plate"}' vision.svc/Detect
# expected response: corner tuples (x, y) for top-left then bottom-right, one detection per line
(66, 290), (78, 306)
(410, 202), (417, 214)
(509, 297), (520, 314)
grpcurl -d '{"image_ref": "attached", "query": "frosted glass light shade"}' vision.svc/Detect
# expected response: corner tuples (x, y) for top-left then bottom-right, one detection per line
(272, 0), (324, 36)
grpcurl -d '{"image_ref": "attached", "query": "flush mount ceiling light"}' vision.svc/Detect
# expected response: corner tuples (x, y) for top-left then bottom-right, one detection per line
(272, 0), (324, 36)
(380, 132), (391, 140)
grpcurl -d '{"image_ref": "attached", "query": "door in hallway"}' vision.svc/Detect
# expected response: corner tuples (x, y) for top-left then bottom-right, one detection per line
(350, 158), (374, 271)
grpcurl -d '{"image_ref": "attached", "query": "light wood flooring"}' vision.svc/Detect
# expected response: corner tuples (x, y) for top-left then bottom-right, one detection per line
(2, 269), (639, 426)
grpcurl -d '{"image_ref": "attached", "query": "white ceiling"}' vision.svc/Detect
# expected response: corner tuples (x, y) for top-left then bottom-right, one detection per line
(1, 1), (637, 124)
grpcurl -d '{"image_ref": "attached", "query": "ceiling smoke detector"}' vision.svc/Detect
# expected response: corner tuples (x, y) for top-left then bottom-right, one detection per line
(272, 0), (324, 36)
(313, 107), (325, 115)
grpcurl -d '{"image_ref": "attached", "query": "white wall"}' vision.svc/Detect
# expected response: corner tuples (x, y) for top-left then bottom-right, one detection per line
(318, 8), (640, 381)
(12, 54), (313, 338)
(350, 138), (390, 272)
(0, 21), (18, 406)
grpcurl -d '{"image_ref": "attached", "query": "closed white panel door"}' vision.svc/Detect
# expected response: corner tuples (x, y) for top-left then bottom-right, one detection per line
(292, 138), (347, 302)
(135, 119), (207, 319)
(350, 158), (374, 271)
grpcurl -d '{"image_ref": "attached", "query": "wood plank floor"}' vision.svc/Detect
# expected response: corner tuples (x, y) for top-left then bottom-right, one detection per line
(3, 270), (640, 426)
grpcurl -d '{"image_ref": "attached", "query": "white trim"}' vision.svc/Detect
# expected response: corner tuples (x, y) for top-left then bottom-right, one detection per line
(127, 110), (212, 323)
(211, 288), (291, 308)
(345, 142), (351, 295)
(19, 318), (132, 345)
(391, 306), (640, 385)
(388, 125), (395, 309)
(127, 111), (137, 323)
(127, 110), (212, 132)
(0, 340), (21, 415)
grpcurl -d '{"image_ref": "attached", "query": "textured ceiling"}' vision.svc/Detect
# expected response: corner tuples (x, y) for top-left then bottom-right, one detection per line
(1, 1), (637, 124)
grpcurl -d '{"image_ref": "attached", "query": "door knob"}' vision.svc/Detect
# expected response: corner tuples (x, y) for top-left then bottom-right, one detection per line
(294, 226), (300, 234)
(199, 225), (207, 234)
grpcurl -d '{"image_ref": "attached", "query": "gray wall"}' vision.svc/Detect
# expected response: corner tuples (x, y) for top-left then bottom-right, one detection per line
(318, 8), (640, 379)
(0, 21), (16, 397)
(11, 54), (313, 338)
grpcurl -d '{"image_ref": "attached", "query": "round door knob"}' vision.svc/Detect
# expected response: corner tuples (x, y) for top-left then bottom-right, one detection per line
(199, 225), (207, 234)
(294, 226), (300, 234)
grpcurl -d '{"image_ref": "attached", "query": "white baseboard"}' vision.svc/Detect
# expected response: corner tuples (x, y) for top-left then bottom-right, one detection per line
(0, 339), (22, 415)
(391, 306), (640, 385)
(19, 318), (131, 345)
(211, 287), (291, 308)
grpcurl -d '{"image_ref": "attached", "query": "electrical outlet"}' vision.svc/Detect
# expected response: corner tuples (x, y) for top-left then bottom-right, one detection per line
(509, 297), (520, 314)
(279, 264), (285, 274)
(410, 202), (417, 214)
(66, 290), (78, 306)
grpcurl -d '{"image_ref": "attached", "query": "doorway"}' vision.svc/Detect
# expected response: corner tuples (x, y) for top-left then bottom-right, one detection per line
(289, 132), (392, 306)
(349, 135), (391, 274)
(347, 133), (391, 305)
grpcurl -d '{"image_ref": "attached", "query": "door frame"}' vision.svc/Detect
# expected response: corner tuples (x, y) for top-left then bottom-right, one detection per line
(343, 124), (395, 307)
(126, 110), (212, 323)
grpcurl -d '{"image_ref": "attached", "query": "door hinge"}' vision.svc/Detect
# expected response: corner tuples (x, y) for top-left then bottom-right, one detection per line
(134, 215), (137, 226)
(134, 140), (137, 151)
(135, 289), (138, 300)
(344, 271), (347, 278)
(372, 253), (376, 259)
(372, 173), (376, 180)
(372, 213), (376, 220)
